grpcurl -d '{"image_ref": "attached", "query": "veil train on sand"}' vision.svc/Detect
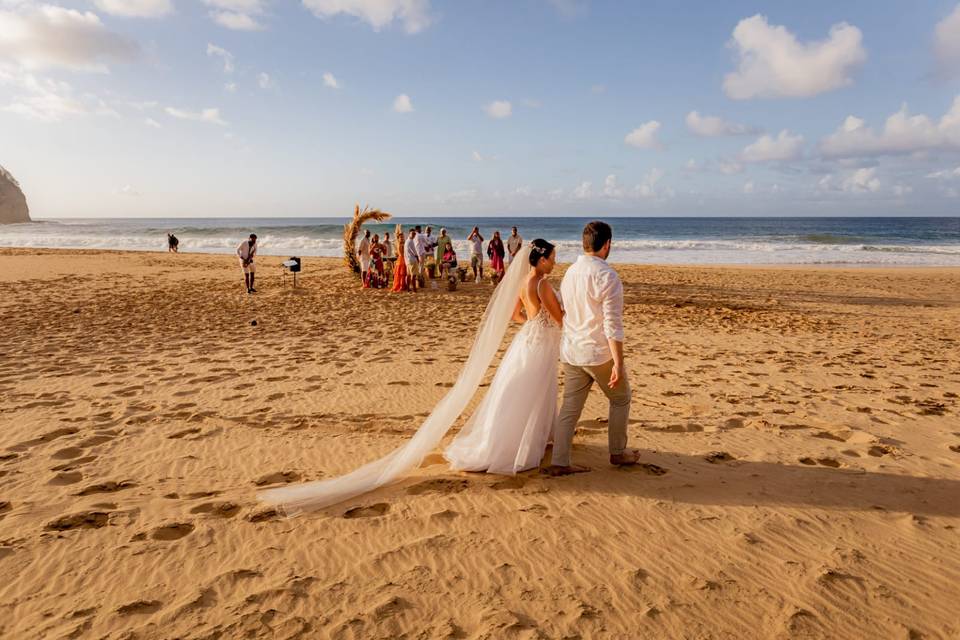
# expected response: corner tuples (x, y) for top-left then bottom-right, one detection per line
(259, 245), (534, 515)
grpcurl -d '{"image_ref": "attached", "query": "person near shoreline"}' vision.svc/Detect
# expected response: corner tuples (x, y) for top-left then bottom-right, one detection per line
(357, 229), (372, 289)
(468, 226), (484, 282)
(383, 231), (395, 281)
(167, 233), (179, 253)
(391, 230), (408, 292)
(368, 233), (385, 288)
(236, 233), (258, 294)
(435, 228), (454, 278)
(404, 228), (420, 292)
(488, 231), (505, 279)
(507, 226), (522, 264)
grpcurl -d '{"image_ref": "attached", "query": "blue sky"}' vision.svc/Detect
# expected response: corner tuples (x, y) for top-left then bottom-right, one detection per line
(1, 0), (960, 217)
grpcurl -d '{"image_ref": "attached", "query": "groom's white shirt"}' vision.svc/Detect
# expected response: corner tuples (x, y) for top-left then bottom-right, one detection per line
(560, 254), (625, 367)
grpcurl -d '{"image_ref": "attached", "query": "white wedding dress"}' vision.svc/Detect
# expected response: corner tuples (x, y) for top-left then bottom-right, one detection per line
(260, 246), (556, 515)
(445, 282), (560, 474)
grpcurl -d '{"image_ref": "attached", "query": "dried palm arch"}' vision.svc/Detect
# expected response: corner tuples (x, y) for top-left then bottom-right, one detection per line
(342, 204), (391, 274)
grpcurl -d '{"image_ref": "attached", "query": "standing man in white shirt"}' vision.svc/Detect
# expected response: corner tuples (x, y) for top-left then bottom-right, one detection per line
(357, 229), (372, 288)
(237, 233), (258, 294)
(414, 225), (428, 283)
(404, 228), (421, 292)
(467, 226), (484, 282)
(506, 226), (523, 264)
(548, 220), (639, 475)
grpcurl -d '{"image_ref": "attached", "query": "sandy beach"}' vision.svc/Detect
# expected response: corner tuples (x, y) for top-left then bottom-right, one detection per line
(1, 247), (958, 639)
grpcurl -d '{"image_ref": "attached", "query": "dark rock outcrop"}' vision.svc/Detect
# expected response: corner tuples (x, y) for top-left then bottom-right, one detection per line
(0, 166), (30, 224)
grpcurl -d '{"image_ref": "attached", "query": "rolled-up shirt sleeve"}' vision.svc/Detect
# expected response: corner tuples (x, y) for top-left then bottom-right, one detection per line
(598, 270), (624, 342)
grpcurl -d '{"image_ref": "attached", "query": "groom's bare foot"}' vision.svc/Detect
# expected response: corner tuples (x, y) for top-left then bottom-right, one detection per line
(610, 449), (642, 466)
(541, 464), (590, 476)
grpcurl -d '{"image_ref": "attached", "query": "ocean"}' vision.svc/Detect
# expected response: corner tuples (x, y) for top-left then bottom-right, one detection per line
(2, 217), (959, 266)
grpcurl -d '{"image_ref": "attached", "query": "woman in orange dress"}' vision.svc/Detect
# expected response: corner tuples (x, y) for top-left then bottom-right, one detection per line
(391, 224), (408, 292)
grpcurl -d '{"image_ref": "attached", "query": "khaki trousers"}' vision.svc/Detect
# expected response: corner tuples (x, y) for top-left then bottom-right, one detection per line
(552, 360), (631, 466)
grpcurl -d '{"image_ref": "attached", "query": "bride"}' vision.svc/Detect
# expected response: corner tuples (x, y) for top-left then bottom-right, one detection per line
(261, 240), (563, 515)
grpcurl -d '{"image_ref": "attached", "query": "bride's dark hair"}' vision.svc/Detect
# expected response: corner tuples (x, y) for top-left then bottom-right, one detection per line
(528, 239), (555, 266)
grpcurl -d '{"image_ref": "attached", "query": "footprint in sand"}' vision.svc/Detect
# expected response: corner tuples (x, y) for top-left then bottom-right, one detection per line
(150, 522), (194, 541)
(343, 503), (391, 519)
(50, 446), (84, 460)
(167, 427), (202, 439)
(116, 600), (163, 615)
(799, 457), (842, 468)
(868, 445), (897, 457)
(48, 471), (83, 485)
(189, 501), (240, 518)
(253, 471), (301, 486)
(703, 451), (736, 464)
(406, 478), (471, 495)
(490, 477), (527, 491)
(45, 511), (110, 531)
(619, 463), (668, 475)
(76, 481), (136, 496)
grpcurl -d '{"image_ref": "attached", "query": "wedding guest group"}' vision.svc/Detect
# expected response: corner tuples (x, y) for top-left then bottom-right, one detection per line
(358, 225), (524, 293)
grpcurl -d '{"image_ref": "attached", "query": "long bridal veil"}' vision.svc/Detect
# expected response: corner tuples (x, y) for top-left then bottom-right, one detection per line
(260, 246), (533, 515)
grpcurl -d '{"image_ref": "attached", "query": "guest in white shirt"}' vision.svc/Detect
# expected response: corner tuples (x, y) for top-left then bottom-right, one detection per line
(357, 230), (372, 289)
(506, 226), (523, 263)
(467, 226), (484, 282)
(404, 228), (421, 292)
(549, 220), (639, 475)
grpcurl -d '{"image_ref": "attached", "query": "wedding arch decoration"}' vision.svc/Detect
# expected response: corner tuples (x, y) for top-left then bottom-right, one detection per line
(342, 204), (391, 273)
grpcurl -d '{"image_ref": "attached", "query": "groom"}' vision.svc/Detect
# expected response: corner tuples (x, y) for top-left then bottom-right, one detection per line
(548, 220), (640, 475)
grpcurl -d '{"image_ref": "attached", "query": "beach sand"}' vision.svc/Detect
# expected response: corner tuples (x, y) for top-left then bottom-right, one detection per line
(1, 248), (958, 639)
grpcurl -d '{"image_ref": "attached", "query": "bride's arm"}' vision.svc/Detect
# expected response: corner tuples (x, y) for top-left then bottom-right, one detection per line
(511, 297), (526, 323)
(539, 281), (564, 324)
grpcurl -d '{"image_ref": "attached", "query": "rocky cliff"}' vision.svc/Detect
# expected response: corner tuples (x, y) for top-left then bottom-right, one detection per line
(0, 166), (30, 224)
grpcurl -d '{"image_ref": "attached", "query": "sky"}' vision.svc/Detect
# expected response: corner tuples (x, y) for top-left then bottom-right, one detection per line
(1, 0), (960, 218)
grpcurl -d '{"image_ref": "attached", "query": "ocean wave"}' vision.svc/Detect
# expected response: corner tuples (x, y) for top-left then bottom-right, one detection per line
(3, 223), (960, 266)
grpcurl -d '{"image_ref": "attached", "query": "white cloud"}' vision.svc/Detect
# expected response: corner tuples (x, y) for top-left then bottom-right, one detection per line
(624, 120), (663, 149)
(165, 106), (227, 125)
(206, 43), (234, 73)
(144, 117), (161, 128)
(742, 180), (755, 194)
(115, 184), (141, 196)
(842, 167), (881, 192)
(723, 14), (866, 99)
(93, 0), (173, 18)
(718, 158), (744, 175)
(935, 4), (960, 76)
(818, 167), (882, 194)
(819, 97), (960, 158)
(257, 71), (273, 89)
(302, 0), (432, 34)
(602, 174), (623, 198)
(740, 129), (804, 162)
(483, 100), (512, 119)
(685, 110), (755, 137)
(0, 66), (119, 121)
(0, 4), (138, 72)
(392, 93), (413, 112)
(634, 167), (668, 199)
(204, 0), (265, 30)
(572, 181), (592, 199)
(210, 10), (262, 30)
(224, 81), (237, 92)
(471, 150), (484, 162)
(926, 166), (960, 179)
(322, 71), (339, 89)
